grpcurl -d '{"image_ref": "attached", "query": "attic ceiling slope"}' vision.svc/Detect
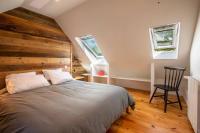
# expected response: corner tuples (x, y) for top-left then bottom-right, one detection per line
(22, 0), (88, 18)
(0, 0), (24, 13)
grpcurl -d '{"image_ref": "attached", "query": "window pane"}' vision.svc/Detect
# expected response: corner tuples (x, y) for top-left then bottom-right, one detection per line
(81, 36), (103, 57)
(149, 23), (180, 59)
(155, 29), (174, 47)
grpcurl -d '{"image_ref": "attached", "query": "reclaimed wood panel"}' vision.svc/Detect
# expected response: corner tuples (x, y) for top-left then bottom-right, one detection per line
(0, 64), (68, 72)
(6, 8), (61, 29)
(0, 30), (70, 51)
(72, 57), (86, 78)
(0, 45), (70, 57)
(0, 13), (68, 41)
(0, 7), (72, 89)
(0, 57), (70, 65)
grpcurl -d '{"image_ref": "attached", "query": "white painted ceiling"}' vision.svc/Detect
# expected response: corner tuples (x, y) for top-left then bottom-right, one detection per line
(0, 0), (88, 18)
(0, 0), (24, 13)
(22, 0), (88, 18)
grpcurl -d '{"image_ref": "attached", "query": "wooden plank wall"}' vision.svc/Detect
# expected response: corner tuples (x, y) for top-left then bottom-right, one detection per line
(72, 56), (87, 77)
(0, 7), (72, 89)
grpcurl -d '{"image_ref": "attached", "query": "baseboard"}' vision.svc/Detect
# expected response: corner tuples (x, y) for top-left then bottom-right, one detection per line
(92, 76), (151, 91)
(111, 78), (150, 91)
(93, 76), (188, 103)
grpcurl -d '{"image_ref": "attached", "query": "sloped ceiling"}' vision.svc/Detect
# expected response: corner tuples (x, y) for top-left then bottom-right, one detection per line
(57, 0), (200, 79)
(0, 0), (24, 13)
(22, 0), (88, 18)
(0, 0), (88, 18)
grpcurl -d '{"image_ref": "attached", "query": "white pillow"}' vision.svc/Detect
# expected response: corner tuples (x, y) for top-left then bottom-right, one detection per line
(6, 72), (36, 79)
(6, 75), (50, 94)
(48, 71), (73, 85)
(42, 68), (62, 80)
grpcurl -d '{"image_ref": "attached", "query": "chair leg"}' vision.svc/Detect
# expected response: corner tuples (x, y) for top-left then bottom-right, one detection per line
(149, 87), (158, 103)
(164, 90), (168, 113)
(176, 91), (182, 110)
(126, 107), (130, 114)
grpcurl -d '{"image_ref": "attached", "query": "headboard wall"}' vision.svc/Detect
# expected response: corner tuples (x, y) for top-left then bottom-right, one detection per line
(0, 7), (72, 89)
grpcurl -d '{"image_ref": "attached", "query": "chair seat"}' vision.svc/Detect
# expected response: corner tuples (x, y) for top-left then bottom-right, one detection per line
(154, 84), (176, 91)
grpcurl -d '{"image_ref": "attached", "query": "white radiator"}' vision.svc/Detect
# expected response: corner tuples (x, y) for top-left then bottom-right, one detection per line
(188, 77), (199, 133)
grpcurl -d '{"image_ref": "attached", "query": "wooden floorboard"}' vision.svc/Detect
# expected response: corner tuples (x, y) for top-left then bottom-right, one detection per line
(108, 89), (194, 133)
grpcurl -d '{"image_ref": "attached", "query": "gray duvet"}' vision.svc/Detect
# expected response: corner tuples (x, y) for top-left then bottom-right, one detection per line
(0, 80), (135, 133)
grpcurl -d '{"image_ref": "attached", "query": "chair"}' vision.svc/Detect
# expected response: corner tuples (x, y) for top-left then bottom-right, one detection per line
(149, 66), (186, 112)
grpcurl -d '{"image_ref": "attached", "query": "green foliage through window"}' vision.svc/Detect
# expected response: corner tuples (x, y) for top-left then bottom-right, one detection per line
(150, 24), (179, 52)
(80, 36), (103, 58)
(149, 23), (180, 59)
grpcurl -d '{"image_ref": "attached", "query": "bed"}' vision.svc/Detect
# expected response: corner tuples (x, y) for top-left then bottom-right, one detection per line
(0, 80), (135, 133)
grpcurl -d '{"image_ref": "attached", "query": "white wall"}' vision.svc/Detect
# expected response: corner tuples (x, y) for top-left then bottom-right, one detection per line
(57, 0), (200, 90)
(191, 11), (200, 81)
(190, 9), (200, 133)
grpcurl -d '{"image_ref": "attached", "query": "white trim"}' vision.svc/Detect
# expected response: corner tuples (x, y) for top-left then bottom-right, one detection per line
(75, 37), (96, 62)
(82, 73), (150, 83)
(111, 76), (150, 82)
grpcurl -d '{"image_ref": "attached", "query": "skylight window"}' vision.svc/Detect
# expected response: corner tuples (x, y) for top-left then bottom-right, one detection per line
(80, 36), (103, 58)
(75, 35), (109, 81)
(150, 23), (180, 59)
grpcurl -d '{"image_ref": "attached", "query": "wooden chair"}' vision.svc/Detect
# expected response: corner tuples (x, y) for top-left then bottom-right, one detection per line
(149, 66), (186, 112)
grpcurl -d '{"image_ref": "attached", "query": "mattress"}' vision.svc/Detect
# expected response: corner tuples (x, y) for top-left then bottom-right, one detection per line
(0, 80), (135, 133)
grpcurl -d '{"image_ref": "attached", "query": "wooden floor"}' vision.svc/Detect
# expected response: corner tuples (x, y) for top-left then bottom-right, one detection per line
(108, 89), (194, 133)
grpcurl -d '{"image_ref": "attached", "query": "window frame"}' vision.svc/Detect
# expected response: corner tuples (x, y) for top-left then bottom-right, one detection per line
(79, 35), (104, 59)
(149, 23), (180, 59)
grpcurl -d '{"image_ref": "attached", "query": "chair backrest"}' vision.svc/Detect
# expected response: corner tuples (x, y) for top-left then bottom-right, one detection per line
(164, 66), (186, 90)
